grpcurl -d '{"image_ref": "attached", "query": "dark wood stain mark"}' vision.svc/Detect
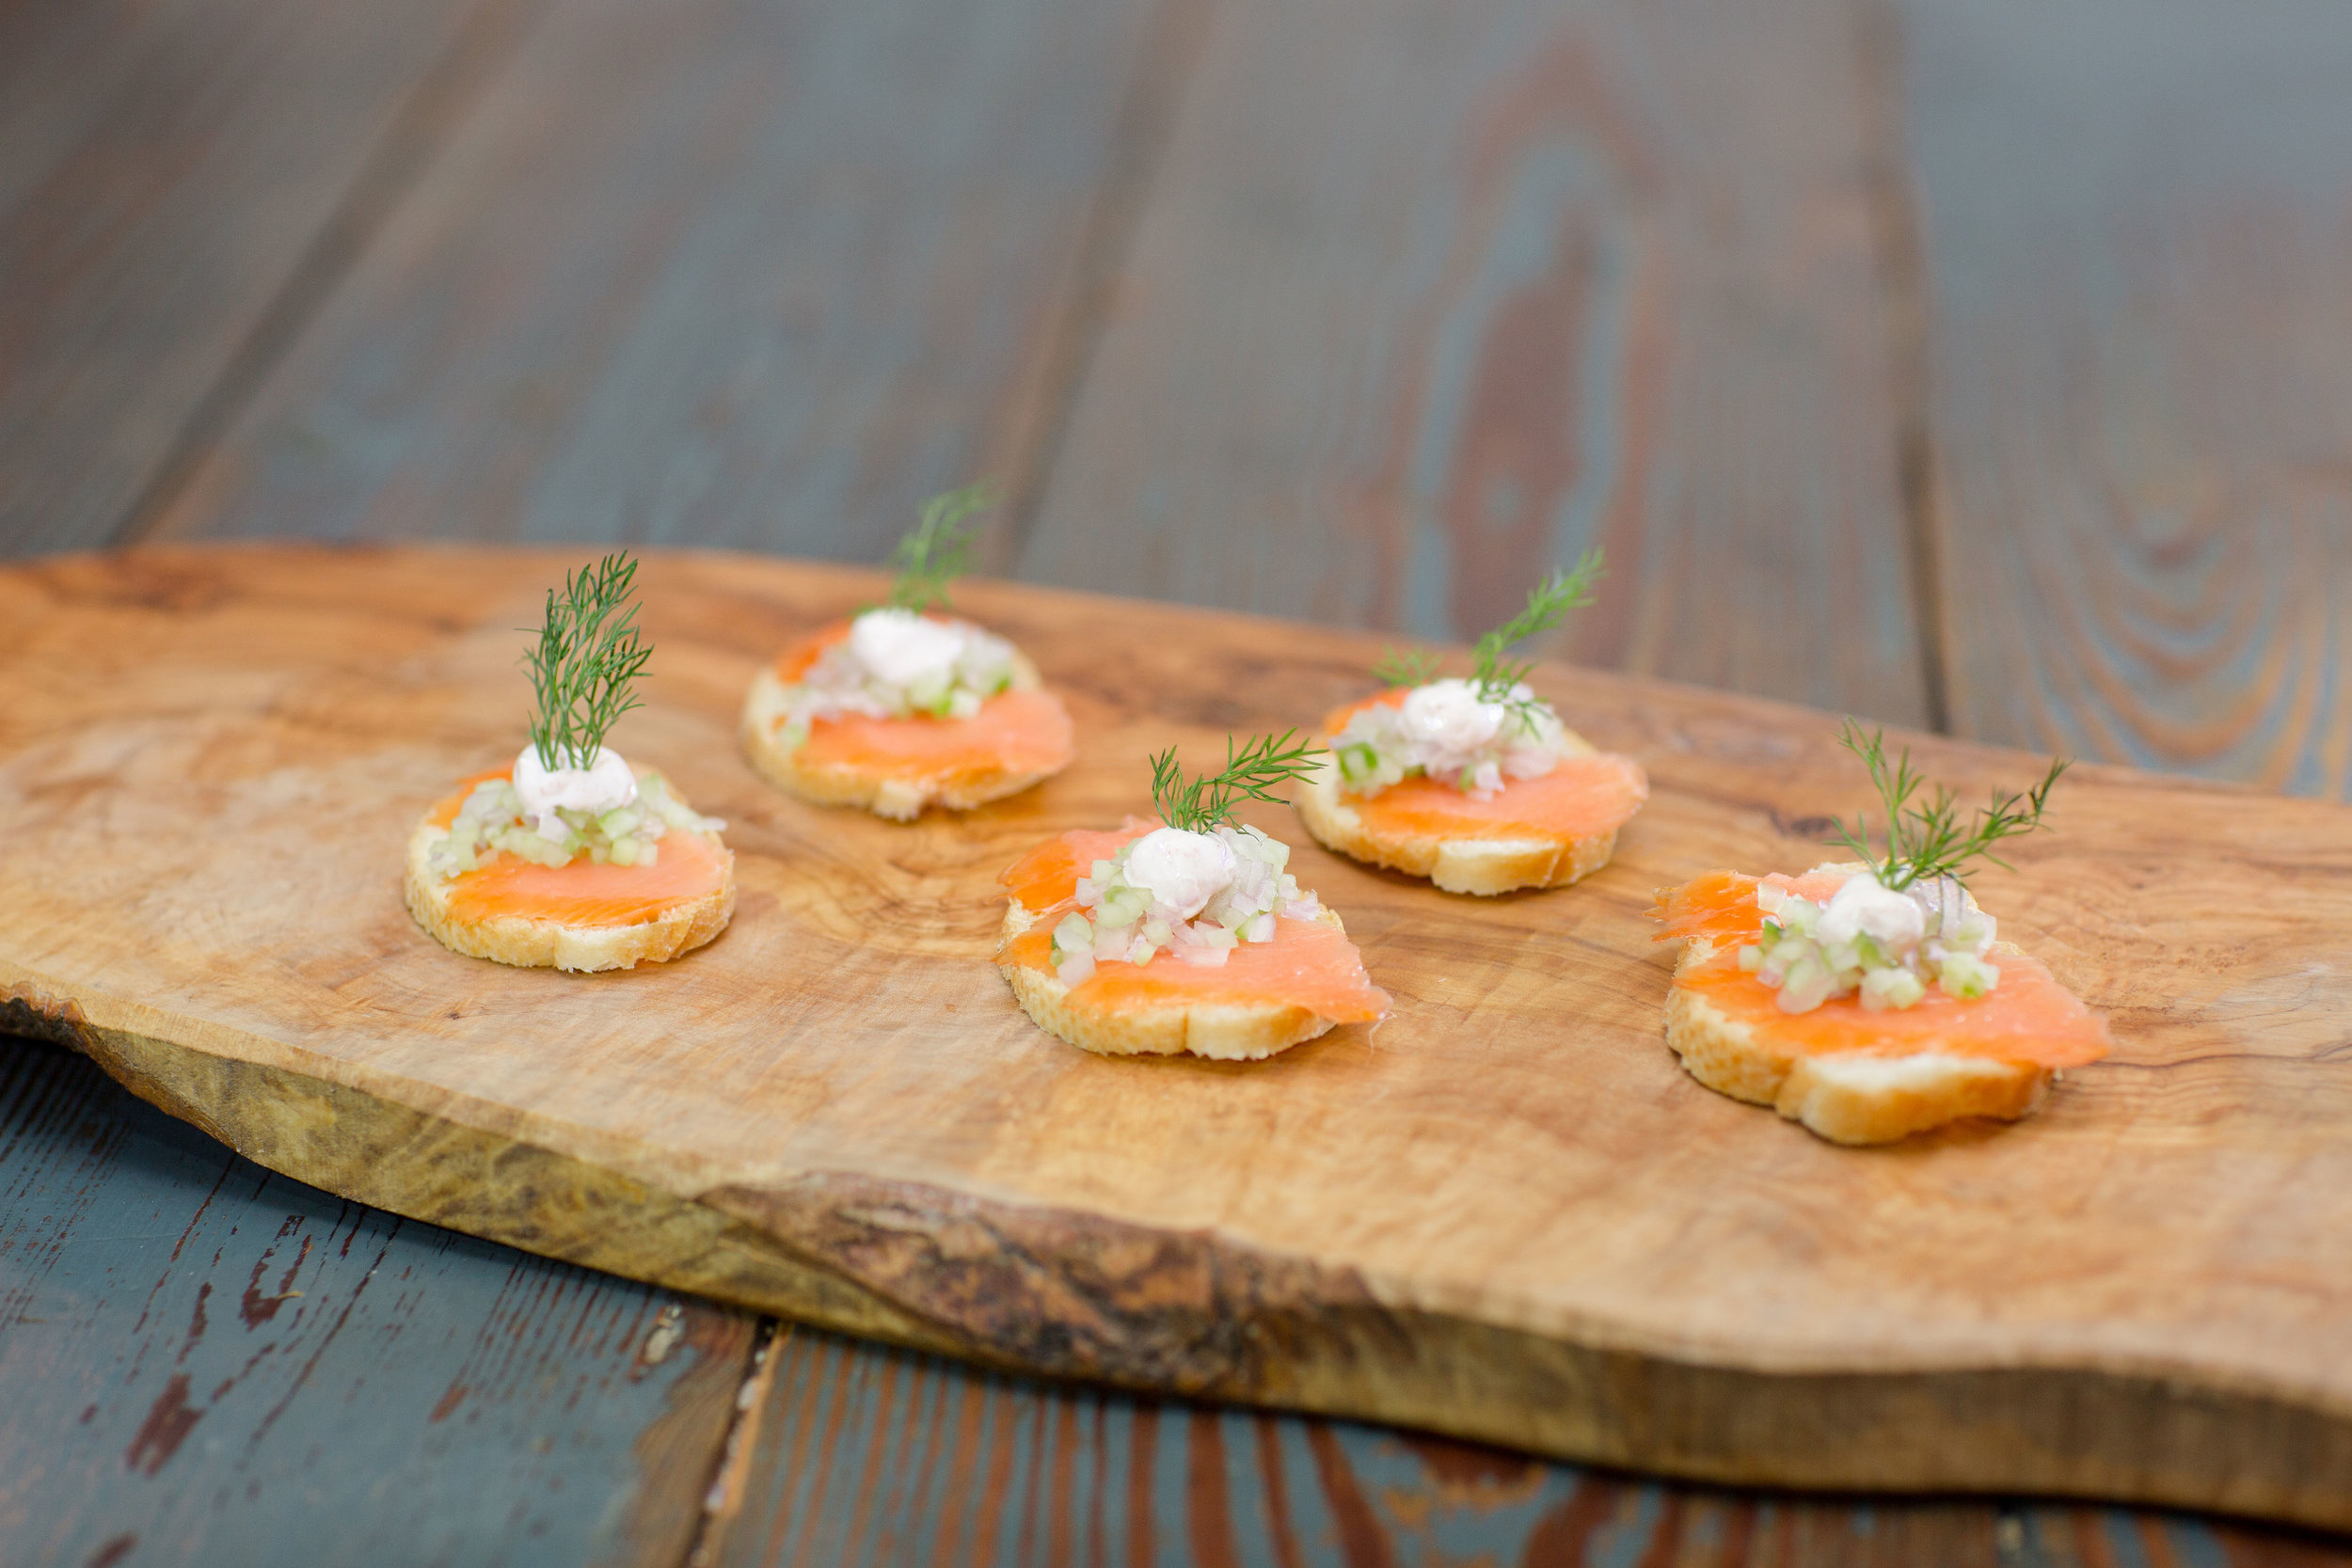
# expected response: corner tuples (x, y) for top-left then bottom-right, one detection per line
(965, 1384), (1028, 1568)
(176, 1281), (211, 1366)
(1633, 1491), (1685, 1567)
(837, 1347), (904, 1564)
(1718, 1497), (1756, 1564)
(1306, 1423), (1399, 1568)
(1013, 1388), (1052, 1568)
(429, 1382), (467, 1423)
(124, 1373), (201, 1475)
(86, 1535), (137, 1568)
(1252, 1416), (1310, 1568)
(1125, 1404), (1159, 1568)
(1045, 1393), (1082, 1568)
(240, 1231), (311, 1325)
(1084, 1403), (1111, 1568)
(1518, 1476), (1619, 1566)
(169, 1161), (233, 1264)
(1401, 1431), (1543, 1495)
(871, 1360), (942, 1568)
(926, 1353), (992, 1568)
(245, 1223), (403, 1450)
(1184, 1410), (1241, 1568)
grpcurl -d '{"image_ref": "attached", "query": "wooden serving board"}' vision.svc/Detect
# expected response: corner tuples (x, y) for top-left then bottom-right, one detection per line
(5, 546), (2351, 1529)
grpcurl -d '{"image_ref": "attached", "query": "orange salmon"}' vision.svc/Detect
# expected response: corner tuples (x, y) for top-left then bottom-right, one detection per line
(775, 621), (1076, 785)
(426, 771), (729, 929)
(1651, 869), (2112, 1069)
(1322, 690), (1647, 844)
(998, 824), (1389, 1022)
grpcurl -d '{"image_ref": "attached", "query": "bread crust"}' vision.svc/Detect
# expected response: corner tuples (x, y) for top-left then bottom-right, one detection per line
(1293, 742), (1622, 895)
(403, 785), (736, 973)
(739, 651), (1067, 820)
(995, 901), (1351, 1061)
(1662, 937), (2050, 1145)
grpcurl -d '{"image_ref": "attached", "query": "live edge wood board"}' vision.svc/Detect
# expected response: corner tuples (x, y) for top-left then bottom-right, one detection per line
(4, 546), (2350, 1531)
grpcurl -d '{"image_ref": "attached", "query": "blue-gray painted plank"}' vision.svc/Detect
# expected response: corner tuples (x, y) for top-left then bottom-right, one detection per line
(142, 0), (1173, 568)
(1899, 0), (2352, 794)
(0, 1037), (755, 1568)
(0, 0), (498, 556)
(1016, 0), (1932, 727)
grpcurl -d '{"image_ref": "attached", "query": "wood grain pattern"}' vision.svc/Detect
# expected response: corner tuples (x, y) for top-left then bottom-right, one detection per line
(1015, 0), (1931, 725)
(0, 1034), (756, 1567)
(713, 1327), (2352, 1568)
(6, 546), (2352, 1529)
(0, 0), (513, 556)
(1897, 0), (2352, 795)
(134, 0), (1178, 567)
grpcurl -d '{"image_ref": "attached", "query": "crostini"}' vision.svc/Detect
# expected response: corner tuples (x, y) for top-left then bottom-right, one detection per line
(1650, 722), (2110, 1144)
(405, 553), (735, 972)
(1295, 557), (1647, 895)
(741, 483), (1076, 819)
(996, 733), (1389, 1060)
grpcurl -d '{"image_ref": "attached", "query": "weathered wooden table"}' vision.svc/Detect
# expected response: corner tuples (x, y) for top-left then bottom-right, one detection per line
(3, 0), (2347, 1561)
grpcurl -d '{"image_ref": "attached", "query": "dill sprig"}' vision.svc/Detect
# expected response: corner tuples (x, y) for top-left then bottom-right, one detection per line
(1363, 550), (1606, 701)
(1150, 731), (1323, 833)
(1830, 719), (2071, 889)
(886, 481), (995, 611)
(1471, 549), (1604, 702)
(524, 553), (652, 769)
(1373, 647), (1440, 688)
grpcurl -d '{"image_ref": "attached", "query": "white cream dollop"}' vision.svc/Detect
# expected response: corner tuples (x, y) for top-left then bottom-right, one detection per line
(1398, 678), (1507, 754)
(1815, 870), (1927, 952)
(1122, 827), (1237, 920)
(849, 608), (966, 689)
(513, 743), (638, 841)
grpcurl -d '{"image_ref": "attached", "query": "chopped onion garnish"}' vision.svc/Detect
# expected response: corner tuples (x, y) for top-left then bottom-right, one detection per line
(770, 610), (1019, 746)
(1331, 677), (1566, 800)
(427, 770), (715, 881)
(1043, 823), (1324, 972)
(1736, 868), (1999, 1014)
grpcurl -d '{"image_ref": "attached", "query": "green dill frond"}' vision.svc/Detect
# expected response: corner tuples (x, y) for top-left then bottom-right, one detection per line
(1470, 549), (1604, 703)
(886, 481), (996, 611)
(1150, 731), (1323, 833)
(1830, 718), (2071, 889)
(524, 553), (653, 769)
(1373, 647), (1441, 688)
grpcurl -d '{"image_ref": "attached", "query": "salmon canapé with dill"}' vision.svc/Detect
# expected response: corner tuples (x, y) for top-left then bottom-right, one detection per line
(1650, 722), (2110, 1146)
(1295, 557), (1647, 895)
(741, 483), (1075, 820)
(405, 553), (735, 973)
(997, 734), (1389, 1061)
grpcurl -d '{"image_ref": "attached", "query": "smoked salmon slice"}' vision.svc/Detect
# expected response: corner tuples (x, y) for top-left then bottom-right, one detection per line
(1317, 689), (1645, 845)
(795, 688), (1074, 785)
(1651, 869), (2112, 1069)
(1299, 688), (1648, 895)
(997, 822), (1389, 1024)
(425, 772), (730, 930)
(746, 619), (1077, 816)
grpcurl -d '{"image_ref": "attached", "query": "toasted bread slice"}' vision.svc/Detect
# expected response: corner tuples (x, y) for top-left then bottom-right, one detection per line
(997, 901), (1359, 1061)
(404, 792), (735, 974)
(1294, 740), (1628, 895)
(740, 649), (1069, 820)
(1663, 936), (2050, 1144)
